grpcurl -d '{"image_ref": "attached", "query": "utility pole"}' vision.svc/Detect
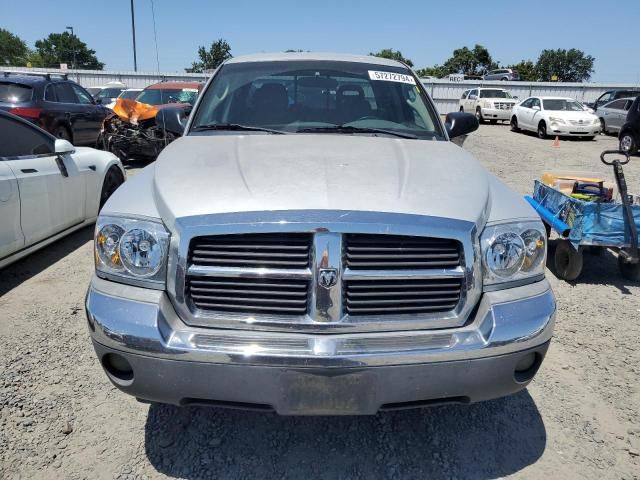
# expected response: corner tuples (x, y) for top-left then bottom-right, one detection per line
(65, 26), (78, 80)
(130, 0), (138, 71)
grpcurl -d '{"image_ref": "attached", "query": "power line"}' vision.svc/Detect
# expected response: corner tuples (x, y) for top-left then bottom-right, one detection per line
(150, 0), (161, 73)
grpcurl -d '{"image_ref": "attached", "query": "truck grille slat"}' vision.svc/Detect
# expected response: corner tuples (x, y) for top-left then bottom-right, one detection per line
(343, 234), (463, 316)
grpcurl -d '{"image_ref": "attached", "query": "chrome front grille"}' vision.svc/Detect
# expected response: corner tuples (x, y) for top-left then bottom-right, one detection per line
(189, 233), (312, 268)
(344, 233), (460, 269)
(495, 102), (515, 110)
(568, 119), (588, 125)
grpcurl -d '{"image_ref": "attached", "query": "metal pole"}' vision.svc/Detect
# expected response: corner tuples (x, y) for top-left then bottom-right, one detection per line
(130, 0), (138, 71)
(65, 26), (77, 80)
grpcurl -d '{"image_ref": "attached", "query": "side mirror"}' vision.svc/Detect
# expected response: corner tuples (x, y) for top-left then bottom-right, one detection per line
(155, 105), (190, 136)
(533, 105), (541, 111)
(54, 139), (75, 154)
(513, 96), (519, 100)
(445, 112), (479, 140)
(95, 98), (103, 104)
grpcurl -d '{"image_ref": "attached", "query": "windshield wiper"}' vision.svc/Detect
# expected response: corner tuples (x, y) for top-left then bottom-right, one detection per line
(296, 125), (417, 139)
(191, 123), (288, 134)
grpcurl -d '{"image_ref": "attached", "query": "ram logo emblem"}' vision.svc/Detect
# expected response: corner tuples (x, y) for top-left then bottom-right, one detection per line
(318, 269), (338, 289)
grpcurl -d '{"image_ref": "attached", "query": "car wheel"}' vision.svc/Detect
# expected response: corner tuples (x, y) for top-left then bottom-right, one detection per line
(620, 133), (637, 155)
(475, 107), (484, 124)
(537, 121), (548, 139)
(53, 125), (72, 142)
(489, 119), (497, 125)
(99, 166), (125, 210)
(510, 116), (519, 132)
(599, 118), (606, 134)
(618, 255), (640, 281)
(501, 77), (508, 81)
(554, 240), (583, 281)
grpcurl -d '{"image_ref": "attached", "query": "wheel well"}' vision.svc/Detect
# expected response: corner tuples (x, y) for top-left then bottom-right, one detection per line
(538, 119), (546, 127)
(52, 122), (73, 143)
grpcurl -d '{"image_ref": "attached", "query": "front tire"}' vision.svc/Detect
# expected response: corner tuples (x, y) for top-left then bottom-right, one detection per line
(554, 240), (583, 281)
(475, 107), (484, 124)
(99, 166), (125, 210)
(599, 118), (606, 134)
(537, 121), (548, 139)
(620, 133), (637, 155)
(510, 116), (520, 132)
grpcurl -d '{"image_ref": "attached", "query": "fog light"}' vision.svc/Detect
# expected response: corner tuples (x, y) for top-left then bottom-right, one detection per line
(515, 352), (536, 372)
(102, 353), (134, 385)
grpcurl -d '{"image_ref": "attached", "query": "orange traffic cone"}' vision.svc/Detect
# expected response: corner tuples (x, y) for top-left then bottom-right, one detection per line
(552, 136), (560, 148)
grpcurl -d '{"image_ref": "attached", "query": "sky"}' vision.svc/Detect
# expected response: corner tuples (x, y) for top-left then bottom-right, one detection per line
(2, 0), (639, 83)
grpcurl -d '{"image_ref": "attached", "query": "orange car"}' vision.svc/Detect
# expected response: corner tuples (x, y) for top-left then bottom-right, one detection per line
(99, 81), (203, 161)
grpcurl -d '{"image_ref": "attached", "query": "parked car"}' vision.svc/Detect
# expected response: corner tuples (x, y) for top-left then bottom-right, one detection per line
(594, 97), (635, 134)
(619, 96), (640, 154)
(586, 89), (640, 110)
(0, 71), (111, 145)
(0, 110), (125, 269)
(459, 88), (517, 123)
(117, 88), (143, 101)
(87, 81), (127, 108)
(86, 52), (555, 415)
(99, 81), (202, 161)
(483, 69), (520, 81)
(510, 96), (600, 139)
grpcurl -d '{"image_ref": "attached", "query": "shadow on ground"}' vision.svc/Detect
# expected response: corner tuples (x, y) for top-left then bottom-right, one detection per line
(144, 390), (546, 479)
(0, 226), (93, 297)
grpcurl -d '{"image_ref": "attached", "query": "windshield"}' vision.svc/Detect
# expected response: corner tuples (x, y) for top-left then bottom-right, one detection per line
(190, 60), (444, 140)
(543, 99), (584, 111)
(86, 87), (101, 97)
(136, 88), (198, 106)
(0, 82), (33, 103)
(96, 88), (124, 99)
(479, 89), (512, 99)
(118, 90), (141, 100)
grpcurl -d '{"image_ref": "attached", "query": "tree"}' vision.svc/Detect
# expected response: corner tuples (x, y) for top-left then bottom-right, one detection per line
(507, 60), (537, 81)
(187, 39), (232, 73)
(535, 48), (594, 82)
(415, 65), (447, 78)
(369, 49), (414, 67)
(33, 32), (104, 69)
(442, 45), (495, 76)
(0, 28), (29, 66)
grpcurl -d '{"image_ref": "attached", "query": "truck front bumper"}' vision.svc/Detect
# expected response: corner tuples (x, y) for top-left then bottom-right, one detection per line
(86, 276), (555, 415)
(481, 107), (512, 121)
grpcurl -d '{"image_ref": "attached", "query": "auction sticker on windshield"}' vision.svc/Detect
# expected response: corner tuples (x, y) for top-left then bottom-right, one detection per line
(368, 71), (416, 85)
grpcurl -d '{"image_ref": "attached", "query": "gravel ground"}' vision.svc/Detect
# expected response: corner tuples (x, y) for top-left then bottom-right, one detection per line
(1, 126), (639, 479)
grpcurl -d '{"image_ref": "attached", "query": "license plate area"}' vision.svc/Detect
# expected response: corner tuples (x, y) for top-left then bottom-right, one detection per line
(279, 370), (376, 415)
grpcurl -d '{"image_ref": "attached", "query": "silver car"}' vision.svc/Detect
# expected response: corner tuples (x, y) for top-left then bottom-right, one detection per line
(594, 97), (635, 134)
(85, 52), (555, 415)
(483, 69), (520, 81)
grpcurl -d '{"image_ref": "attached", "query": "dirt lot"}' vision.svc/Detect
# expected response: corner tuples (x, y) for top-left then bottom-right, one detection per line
(1, 126), (639, 480)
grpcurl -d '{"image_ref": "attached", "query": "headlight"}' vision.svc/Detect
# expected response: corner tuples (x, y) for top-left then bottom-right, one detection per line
(95, 216), (170, 288)
(592, 117), (601, 125)
(548, 116), (565, 124)
(481, 221), (546, 288)
(482, 101), (493, 108)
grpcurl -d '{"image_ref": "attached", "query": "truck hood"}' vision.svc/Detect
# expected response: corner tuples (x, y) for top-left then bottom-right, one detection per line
(152, 134), (491, 226)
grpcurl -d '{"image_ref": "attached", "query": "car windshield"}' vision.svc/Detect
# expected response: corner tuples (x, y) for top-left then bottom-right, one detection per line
(543, 99), (584, 111)
(86, 87), (101, 97)
(0, 82), (33, 103)
(96, 88), (125, 99)
(136, 88), (198, 105)
(479, 89), (512, 99)
(190, 60), (444, 140)
(118, 90), (141, 100)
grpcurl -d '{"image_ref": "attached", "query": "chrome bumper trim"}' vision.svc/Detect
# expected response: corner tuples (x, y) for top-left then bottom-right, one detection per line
(86, 275), (555, 368)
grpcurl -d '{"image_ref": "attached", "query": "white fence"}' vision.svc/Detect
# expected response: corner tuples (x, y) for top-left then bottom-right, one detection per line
(3, 66), (638, 114)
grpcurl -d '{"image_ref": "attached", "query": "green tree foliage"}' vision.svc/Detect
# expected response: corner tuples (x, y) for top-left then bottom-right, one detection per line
(369, 49), (414, 67)
(187, 39), (232, 73)
(535, 48), (595, 82)
(0, 28), (29, 66)
(507, 60), (537, 81)
(442, 45), (495, 76)
(32, 32), (104, 69)
(415, 65), (447, 78)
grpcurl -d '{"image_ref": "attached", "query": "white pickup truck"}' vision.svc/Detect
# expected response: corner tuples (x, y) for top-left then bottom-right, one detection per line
(459, 88), (518, 124)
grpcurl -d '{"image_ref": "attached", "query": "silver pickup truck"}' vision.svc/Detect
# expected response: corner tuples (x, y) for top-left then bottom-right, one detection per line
(86, 53), (555, 415)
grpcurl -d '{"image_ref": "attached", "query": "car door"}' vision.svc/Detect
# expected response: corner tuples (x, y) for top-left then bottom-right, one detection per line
(516, 98), (534, 129)
(0, 161), (23, 259)
(51, 82), (91, 145)
(600, 100), (625, 132)
(70, 83), (107, 145)
(466, 89), (479, 111)
(0, 113), (86, 246)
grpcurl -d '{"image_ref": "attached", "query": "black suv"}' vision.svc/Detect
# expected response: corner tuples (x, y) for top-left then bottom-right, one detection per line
(0, 71), (110, 146)
(619, 96), (640, 155)
(590, 89), (640, 110)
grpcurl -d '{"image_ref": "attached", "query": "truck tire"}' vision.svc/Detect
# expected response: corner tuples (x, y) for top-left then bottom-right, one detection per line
(475, 107), (484, 124)
(510, 116), (519, 132)
(554, 240), (583, 281)
(618, 256), (640, 281)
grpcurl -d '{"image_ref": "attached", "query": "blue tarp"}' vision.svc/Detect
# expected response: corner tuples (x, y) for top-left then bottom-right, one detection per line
(533, 180), (640, 248)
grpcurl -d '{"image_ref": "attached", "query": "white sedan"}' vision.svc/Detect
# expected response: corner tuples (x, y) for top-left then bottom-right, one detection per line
(510, 96), (601, 139)
(0, 110), (125, 269)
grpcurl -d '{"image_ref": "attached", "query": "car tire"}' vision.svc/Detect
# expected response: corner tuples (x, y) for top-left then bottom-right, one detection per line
(537, 121), (548, 139)
(475, 107), (484, 124)
(620, 133), (637, 155)
(510, 116), (520, 132)
(53, 124), (72, 143)
(554, 240), (583, 281)
(599, 118), (606, 134)
(99, 166), (125, 210)
(618, 255), (640, 281)
(501, 77), (508, 81)
(489, 119), (497, 125)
